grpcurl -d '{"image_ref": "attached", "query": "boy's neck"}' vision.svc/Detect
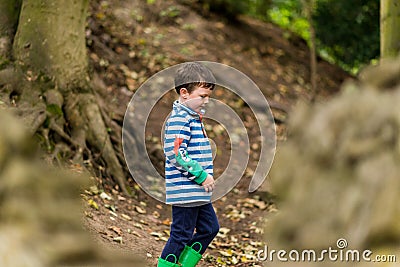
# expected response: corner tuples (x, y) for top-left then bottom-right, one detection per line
(177, 98), (200, 116)
(178, 97), (190, 109)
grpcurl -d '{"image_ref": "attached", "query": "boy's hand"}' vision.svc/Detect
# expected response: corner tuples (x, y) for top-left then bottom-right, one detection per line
(202, 174), (215, 192)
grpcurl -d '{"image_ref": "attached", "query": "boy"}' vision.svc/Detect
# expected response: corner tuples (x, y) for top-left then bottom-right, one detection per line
(158, 62), (220, 267)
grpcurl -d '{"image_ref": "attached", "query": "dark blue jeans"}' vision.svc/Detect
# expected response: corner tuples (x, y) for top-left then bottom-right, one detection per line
(160, 203), (220, 263)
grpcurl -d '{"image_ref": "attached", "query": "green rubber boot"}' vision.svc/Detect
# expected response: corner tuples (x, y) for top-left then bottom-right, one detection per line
(178, 242), (203, 267)
(157, 254), (180, 267)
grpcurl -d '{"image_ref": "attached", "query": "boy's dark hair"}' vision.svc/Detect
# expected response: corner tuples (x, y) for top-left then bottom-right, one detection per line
(174, 62), (216, 94)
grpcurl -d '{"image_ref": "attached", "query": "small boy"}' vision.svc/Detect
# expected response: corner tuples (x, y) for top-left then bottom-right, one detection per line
(158, 62), (220, 267)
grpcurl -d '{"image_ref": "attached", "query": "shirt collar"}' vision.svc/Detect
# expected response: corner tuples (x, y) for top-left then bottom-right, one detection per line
(173, 100), (200, 118)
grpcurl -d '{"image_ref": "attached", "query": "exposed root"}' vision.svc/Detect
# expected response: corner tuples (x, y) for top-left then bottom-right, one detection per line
(48, 119), (80, 147)
(64, 93), (89, 163)
(67, 93), (130, 196)
(1, 69), (131, 196)
(0, 68), (23, 106)
(0, 68), (22, 87)
(15, 105), (47, 134)
(84, 97), (130, 195)
(98, 106), (126, 165)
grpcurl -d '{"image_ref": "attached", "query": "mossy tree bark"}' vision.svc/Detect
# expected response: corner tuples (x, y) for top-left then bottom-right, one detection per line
(1, 0), (129, 194)
(0, 0), (22, 65)
(13, 0), (89, 91)
(380, 0), (400, 58)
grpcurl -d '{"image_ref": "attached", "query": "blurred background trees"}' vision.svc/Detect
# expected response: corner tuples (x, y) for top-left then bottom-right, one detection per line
(185, 0), (383, 74)
(380, 0), (400, 59)
(312, 0), (379, 72)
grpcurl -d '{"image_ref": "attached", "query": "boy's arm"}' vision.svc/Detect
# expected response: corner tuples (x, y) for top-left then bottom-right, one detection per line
(174, 138), (208, 184)
(164, 118), (208, 184)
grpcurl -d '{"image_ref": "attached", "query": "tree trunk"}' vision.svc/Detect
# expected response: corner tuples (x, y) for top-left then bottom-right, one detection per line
(13, 0), (89, 91)
(4, 0), (130, 194)
(0, 0), (22, 65)
(381, 0), (400, 58)
(302, 0), (317, 97)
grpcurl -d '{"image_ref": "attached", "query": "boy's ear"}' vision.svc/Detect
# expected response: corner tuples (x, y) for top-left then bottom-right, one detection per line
(180, 88), (189, 98)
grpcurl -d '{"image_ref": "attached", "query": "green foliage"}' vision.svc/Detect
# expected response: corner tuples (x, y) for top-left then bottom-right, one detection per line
(264, 0), (379, 72)
(194, 0), (272, 20)
(46, 104), (63, 117)
(191, 0), (379, 72)
(246, 0), (273, 19)
(313, 0), (380, 71)
(267, 0), (309, 40)
(160, 6), (181, 18)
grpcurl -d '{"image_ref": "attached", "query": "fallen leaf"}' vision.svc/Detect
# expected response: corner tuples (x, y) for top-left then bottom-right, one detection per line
(88, 199), (99, 210)
(100, 192), (113, 200)
(113, 236), (123, 244)
(135, 206), (147, 214)
(104, 204), (117, 212)
(217, 227), (231, 238)
(241, 256), (249, 263)
(216, 257), (226, 264)
(150, 232), (163, 238)
(134, 223), (144, 229)
(121, 214), (132, 221)
(219, 249), (233, 257)
(109, 226), (122, 235)
(89, 185), (100, 195)
(109, 210), (118, 217)
(118, 195), (126, 201)
(231, 256), (239, 264)
(162, 218), (171, 226)
(135, 232), (143, 238)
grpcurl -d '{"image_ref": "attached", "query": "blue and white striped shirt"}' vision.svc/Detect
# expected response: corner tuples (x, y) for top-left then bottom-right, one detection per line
(164, 100), (213, 205)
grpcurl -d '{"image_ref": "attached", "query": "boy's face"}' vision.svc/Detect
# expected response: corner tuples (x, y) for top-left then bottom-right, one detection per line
(180, 86), (213, 114)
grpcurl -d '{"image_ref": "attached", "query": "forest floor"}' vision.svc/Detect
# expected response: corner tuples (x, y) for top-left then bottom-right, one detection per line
(82, 0), (351, 266)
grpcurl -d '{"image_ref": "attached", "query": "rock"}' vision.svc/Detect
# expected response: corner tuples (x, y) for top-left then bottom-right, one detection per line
(265, 58), (400, 267)
(0, 111), (145, 267)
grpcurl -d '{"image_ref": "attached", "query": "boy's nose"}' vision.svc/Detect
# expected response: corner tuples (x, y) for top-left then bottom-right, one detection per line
(204, 96), (209, 104)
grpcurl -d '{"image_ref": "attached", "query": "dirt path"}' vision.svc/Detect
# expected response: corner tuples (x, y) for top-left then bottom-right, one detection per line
(84, 178), (275, 266)
(83, 0), (351, 266)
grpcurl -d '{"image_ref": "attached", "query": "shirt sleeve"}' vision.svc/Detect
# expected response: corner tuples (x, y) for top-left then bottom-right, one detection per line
(164, 118), (208, 184)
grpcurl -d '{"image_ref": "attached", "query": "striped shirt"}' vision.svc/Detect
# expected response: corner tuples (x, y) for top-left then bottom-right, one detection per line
(164, 100), (213, 206)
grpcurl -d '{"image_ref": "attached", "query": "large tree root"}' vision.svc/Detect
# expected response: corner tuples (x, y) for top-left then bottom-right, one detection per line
(63, 92), (130, 195)
(1, 70), (131, 195)
(79, 93), (130, 195)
